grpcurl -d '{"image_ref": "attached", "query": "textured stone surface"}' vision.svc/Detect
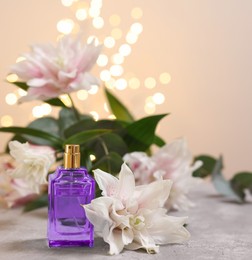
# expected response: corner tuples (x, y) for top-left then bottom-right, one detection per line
(0, 183), (252, 260)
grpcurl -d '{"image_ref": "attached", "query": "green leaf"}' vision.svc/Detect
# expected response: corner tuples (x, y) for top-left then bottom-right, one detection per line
(153, 135), (166, 147)
(90, 133), (128, 158)
(90, 119), (126, 131)
(59, 107), (79, 135)
(91, 152), (123, 176)
(25, 117), (60, 145)
(12, 82), (67, 108)
(63, 118), (96, 138)
(193, 155), (217, 178)
(74, 132), (128, 173)
(45, 98), (67, 108)
(0, 127), (63, 148)
(64, 119), (125, 138)
(58, 107), (91, 138)
(27, 117), (59, 135)
(122, 114), (168, 152)
(64, 129), (110, 146)
(12, 81), (29, 91)
(105, 88), (134, 122)
(212, 156), (242, 202)
(23, 194), (48, 212)
(230, 172), (252, 201)
(79, 145), (93, 172)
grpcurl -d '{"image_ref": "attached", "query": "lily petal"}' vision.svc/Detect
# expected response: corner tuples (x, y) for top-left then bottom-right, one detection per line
(126, 229), (159, 254)
(110, 206), (130, 228)
(148, 215), (190, 244)
(27, 78), (50, 87)
(84, 197), (123, 236)
(107, 228), (125, 255)
(122, 227), (134, 245)
(93, 168), (119, 197)
(118, 163), (135, 201)
(136, 179), (172, 209)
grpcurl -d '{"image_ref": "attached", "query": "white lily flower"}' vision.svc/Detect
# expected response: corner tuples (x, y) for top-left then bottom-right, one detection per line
(8, 141), (55, 193)
(84, 163), (190, 255)
(124, 138), (202, 211)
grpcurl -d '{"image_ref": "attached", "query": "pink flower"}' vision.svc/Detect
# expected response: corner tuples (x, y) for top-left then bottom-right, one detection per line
(123, 152), (155, 184)
(0, 159), (36, 208)
(123, 138), (202, 211)
(11, 35), (102, 102)
(4, 179), (38, 208)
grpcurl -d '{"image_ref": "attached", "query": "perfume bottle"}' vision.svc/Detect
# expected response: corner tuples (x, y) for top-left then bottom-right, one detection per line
(47, 144), (95, 248)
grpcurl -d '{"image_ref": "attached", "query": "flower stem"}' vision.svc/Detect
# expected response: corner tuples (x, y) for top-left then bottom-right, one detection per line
(68, 94), (81, 121)
(98, 137), (111, 173)
(100, 138), (109, 156)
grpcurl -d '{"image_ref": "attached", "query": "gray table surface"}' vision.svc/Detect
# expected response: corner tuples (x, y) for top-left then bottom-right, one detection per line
(0, 183), (251, 260)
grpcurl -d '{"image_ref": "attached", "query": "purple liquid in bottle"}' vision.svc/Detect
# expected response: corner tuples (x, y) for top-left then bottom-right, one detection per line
(47, 145), (95, 248)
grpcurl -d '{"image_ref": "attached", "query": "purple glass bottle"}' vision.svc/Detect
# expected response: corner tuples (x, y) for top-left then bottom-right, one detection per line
(47, 144), (95, 248)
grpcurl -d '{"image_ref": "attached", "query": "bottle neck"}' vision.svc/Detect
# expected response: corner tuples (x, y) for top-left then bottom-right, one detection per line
(63, 151), (80, 169)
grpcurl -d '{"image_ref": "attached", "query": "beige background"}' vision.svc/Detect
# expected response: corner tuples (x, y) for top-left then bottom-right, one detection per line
(0, 0), (251, 176)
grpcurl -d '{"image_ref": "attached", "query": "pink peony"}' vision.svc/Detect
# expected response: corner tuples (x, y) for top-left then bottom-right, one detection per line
(11, 35), (102, 102)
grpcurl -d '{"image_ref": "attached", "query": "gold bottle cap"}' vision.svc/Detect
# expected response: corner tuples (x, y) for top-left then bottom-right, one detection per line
(64, 144), (80, 169)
